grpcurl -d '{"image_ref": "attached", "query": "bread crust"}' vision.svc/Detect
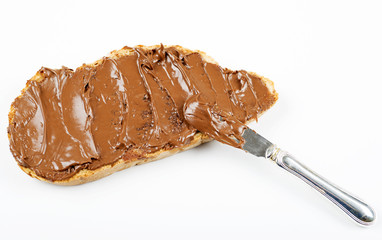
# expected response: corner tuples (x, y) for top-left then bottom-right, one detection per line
(8, 45), (278, 185)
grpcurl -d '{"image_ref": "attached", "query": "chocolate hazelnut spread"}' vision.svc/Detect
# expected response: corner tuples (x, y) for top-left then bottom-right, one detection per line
(183, 94), (248, 149)
(8, 45), (276, 181)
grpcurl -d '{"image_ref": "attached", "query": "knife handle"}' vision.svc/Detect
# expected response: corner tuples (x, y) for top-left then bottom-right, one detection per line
(268, 148), (376, 226)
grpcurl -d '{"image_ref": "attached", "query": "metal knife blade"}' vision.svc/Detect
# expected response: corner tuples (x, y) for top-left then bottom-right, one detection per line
(242, 128), (273, 158)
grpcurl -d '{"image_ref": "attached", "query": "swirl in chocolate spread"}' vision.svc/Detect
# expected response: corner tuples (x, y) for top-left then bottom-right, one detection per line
(183, 94), (248, 149)
(8, 45), (276, 181)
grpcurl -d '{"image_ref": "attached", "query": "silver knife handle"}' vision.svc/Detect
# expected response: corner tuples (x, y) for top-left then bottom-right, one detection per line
(268, 147), (376, 226)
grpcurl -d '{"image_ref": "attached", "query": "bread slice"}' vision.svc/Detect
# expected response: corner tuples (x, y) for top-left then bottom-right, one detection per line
(8, 45), (278, 185)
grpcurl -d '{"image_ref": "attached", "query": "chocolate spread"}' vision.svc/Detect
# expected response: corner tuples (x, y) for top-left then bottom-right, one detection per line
(183, 94), (248, 149)
(8, 45), (276, 181)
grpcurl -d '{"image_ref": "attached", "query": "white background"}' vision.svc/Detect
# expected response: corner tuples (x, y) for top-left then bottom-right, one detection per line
(1, 0), (381, 239)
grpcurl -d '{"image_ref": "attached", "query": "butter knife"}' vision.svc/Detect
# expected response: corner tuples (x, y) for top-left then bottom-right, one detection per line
(241, 128), (376, 226)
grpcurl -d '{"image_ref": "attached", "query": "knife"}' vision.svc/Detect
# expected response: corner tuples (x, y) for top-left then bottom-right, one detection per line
(241, 128), (376, 226)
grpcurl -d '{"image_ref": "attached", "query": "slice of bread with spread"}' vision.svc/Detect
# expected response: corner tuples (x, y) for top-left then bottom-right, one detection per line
(8, 44), (278, 185)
